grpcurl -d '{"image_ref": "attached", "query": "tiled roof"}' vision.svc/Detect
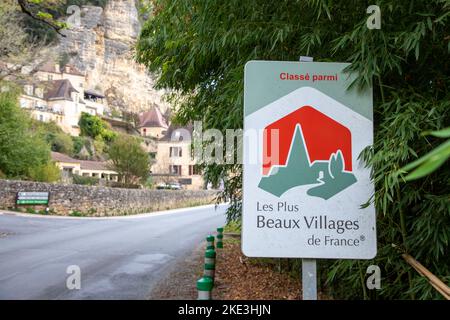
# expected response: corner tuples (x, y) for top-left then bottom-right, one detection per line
(51, 152), (114, 171)
(79, 160), (110, 171)
(159, 124), (194, 142)
(42, 79), (78, 101)
(84, 88), (105, 98)
(51, 152), (79, 163)
(139, 106), (168, 128)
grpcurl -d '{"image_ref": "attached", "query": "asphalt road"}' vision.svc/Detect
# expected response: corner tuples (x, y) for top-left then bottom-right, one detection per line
(0, 204), (226, 299)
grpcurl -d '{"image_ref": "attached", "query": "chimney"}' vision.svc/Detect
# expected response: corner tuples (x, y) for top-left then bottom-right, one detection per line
(55, 64), (60, 73)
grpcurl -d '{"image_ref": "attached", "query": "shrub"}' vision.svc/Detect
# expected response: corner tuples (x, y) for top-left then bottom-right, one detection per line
(25, 207), (36, 214)
(78, 112), (116, 142)
(51, 132), (74, 155)
(28, 162), (61, 182)
(79, 112), (107, 138)
(70, 210), (84, 217)
(33, 120), (74, 155)
(72, 136), (86, 155)
(72, 174), (99, 186)
(0, 90), (51, 178)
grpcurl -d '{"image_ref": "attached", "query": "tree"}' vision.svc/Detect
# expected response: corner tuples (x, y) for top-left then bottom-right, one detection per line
(16, 0), (68, 37)
(137, 1), (450, 299)
(0, 2), (54, 82)
(78, 112), (117, 143)
(28, 162), (61, 182)
(107, 135), (149, 185)
(0, 88), (51, 178)
(79, 112), (107, 138)
(400, 127), (450, 181)
(32, 120), (74, 155)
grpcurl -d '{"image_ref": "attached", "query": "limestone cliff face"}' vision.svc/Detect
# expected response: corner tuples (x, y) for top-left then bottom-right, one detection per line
(59, 0), (168, 113)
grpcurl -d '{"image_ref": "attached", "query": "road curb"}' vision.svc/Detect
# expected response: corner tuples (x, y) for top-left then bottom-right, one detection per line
(0, 203), (228, 221)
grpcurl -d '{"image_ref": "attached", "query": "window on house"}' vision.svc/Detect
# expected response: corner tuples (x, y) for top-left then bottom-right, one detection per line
(39, 114), (44, 122)
(24, 85), (33, 96)
(35, 88), (44, 99)
(169, 146), (182, 158)
(48, 75), (53, 81)
(169, 165), (182, 175)
(189, 165), (201, 175)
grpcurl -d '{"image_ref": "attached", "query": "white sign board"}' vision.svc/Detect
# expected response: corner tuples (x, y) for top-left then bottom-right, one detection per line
(242, 61), (376, 259)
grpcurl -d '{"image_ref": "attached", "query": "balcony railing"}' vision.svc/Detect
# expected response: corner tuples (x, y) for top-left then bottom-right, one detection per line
(31, 105), (64, 115)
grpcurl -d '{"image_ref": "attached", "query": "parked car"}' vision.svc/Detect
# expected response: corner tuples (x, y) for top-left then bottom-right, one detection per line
(156, 182), (182, 190)
(168, 182), (182, 190)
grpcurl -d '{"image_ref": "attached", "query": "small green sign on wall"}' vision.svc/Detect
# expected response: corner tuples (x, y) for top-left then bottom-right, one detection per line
(16, 192), (49, 205)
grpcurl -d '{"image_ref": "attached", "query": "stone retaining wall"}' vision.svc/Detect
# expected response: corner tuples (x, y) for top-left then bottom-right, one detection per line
(0, 179), (218, 216)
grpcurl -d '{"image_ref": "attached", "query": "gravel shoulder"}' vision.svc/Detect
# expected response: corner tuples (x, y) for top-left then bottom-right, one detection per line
(147, 243), (205, 300)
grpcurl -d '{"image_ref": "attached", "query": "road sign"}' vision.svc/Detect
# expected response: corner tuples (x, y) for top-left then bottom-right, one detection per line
(242, 60), (376, 259)
(16, 192), (49, 205)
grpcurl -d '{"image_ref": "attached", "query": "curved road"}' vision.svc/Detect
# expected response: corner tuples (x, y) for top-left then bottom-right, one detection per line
(0, 205), (226, 299)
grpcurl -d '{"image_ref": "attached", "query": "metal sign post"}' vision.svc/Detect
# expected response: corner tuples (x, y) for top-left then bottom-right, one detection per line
(302, 258), (317, 300)
(299, 56), (317, 301)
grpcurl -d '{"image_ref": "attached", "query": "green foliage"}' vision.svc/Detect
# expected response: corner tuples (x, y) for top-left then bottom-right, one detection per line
(19, 0), (109, 43)
(107, 134), (149, 185)
(69, 210), (85, 217)
(26, 207), (36, 214)
(143, 175), (153, 189)
(72, 136), (88, 155)
(93, 135), (106, 157)
(400, 127), (450, 181)
(78, 112), (116, 143)
(32, 120), (74, 155)
(79, 112), (106, 138)
(28, 162), (61, 182)
(137, 0), (450, 299)
(224, 220), (241, 233)
(0, 89), (51, 179)
(51, 132), (74, 155)
(72, 174), (99, 185)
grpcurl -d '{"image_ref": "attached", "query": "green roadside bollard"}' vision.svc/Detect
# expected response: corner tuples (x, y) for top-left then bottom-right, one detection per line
(216, 227), (224, 249)
(206, 235), (215, 250)
(197, 276), (213, 300)
(204, 261), (216, 281)
(205, 249), (216, 265)
(204, 249), (216, 280)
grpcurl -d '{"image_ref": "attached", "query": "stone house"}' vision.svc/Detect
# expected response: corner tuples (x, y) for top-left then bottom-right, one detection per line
(138, 108), (204, 190)
(51, 152), (118, 182)
(138, 105), (168, 139)
(20, 61), (107, 136)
